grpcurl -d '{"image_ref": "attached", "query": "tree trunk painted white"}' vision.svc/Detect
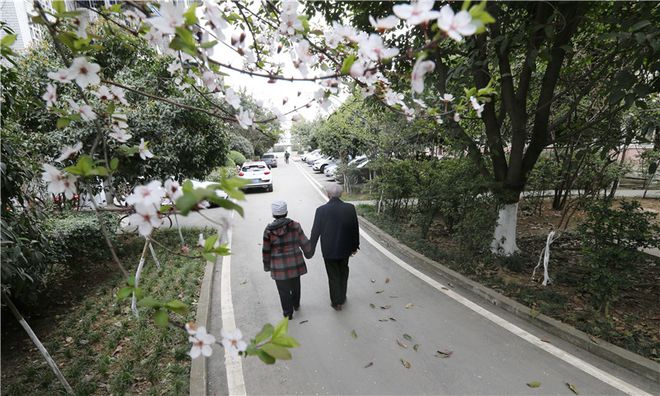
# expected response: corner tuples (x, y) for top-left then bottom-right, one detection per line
(491, 203), (520, 256)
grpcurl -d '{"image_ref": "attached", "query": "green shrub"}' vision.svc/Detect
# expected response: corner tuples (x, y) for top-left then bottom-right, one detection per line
(368, 159), (417, 216)
(227, 150), (247, 167)
(47, 212), (117, 267)
(578, 200), (660, 315)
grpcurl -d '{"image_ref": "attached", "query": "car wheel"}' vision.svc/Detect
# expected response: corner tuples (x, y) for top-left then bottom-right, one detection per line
(267, 184), (273, 192)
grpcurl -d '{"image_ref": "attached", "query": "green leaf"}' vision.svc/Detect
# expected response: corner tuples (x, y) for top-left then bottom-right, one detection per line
(203, 253), (217, 263)
(175, 192), (200, 215)
(127, 275), (135, 287)
(212, 244), (231, 256)
(200, 40), (217, 49)
(630, 20), (651, 32)
(137, 296), (161, 308)
(184, 3), (198, 25)
(133, 287), (144, 301)
(341, 55), (356, 75)
(272, 317), (289, 340)
(109, 3), (122, 13)
(0, 34), (17, 47)
(56, 117), (71, 129)
(261, 343), (292, 360)
(526, 381), (541, 388)
(52, 0), (66, 14)
(256, 349), (276, 364)
(110, 157), (119, 171)
(210, 197), (245, 217)
(402, 333), (413, 341)
(204, 234), (219, 251)
(255, 324), (274, 344)
(164, 299), (188, 314)
(271, 335), (300, 348)
(159, 204), (173, 214)
(116, 286), (133, 300)
(170, 27), (198, 57)
(153, 309), (169, 328)
(351, 329), (358, 339)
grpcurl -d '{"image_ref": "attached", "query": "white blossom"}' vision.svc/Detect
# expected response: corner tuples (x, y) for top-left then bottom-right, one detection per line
(128, 202), (163, 236)
(221, 328), (246, 359)
(202, 70), (220, 92)
(236, 108), (254, 130)
(67, 99), (97, 121)
(411, 58), (435, 93)
(42, 163), (77, 199)
(185, 321), (199, 335)
(360, 85), (376, 97)
(190, 326), (216, 359)
(110, 85), (128, 105)
(470, 96), (484, 117)
(384, 89), (404, 106)
(68, 57), (101, 89)
(138, 138), (154, 160)
(147, 2), (185, 35)
(413, 98), (428, 108)
(393, 0), (441, 26)
(165, 179), (183, 202)
(198, 233), (205, 247)
(278, 1), (303, 36)
(369, 15), (399, 31)
(204, 2), (228, 40)
(350, 61), (366, 78)
(42, 84), (57, 107)
(224, 88), (241, 110)
(95, 85), (114, 101)
(454, 112), (461, 122)
(124, 9), (146, 26)
(48, 68), (73, 83)
(324, 22), (345, 49)
(109, 129), (132, 143)
(55, 142), (83, 163)
(403, 105), (415, 121)
(73, 10), (89, 39)
(359, 34), (399, 61)
(440, 93), (454, 102)
(437, 4), (477, 42)
(167, 61), (182, 75)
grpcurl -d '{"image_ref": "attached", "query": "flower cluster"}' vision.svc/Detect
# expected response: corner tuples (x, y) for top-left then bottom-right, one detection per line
(126, 181), (165, 236)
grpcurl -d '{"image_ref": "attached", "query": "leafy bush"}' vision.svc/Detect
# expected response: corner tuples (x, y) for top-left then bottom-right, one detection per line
(228, 150), (247, 167)
(578, 200), (660, 315)
(47, 212), (118, 267)
(368, 159), (417, 216)
(523, 154), (561, 215)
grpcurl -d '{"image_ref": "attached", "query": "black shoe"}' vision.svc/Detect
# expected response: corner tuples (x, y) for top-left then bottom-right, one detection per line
(331, 304), (342, 311)
(293, 305), (300, 312)
(284, 313), (293, 320)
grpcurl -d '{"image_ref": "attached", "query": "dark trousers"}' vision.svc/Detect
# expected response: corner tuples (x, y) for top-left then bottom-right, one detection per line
(324, 258), (349, 306)
(275, 276), (301, 317)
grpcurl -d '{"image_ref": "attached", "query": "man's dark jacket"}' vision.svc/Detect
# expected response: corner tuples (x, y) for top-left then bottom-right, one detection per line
(310, 197), (360, 259)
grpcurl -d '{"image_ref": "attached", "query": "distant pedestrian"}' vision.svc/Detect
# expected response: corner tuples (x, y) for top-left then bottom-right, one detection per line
(262, 200), (313, 319)
(284, 150), (290, 164)
(310, 184), (360, 311)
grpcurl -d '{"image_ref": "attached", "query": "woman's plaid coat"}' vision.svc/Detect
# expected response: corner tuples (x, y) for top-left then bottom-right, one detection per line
(262, 218), (313, 280)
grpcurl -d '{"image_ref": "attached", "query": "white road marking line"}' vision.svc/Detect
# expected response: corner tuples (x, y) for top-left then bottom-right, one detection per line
(221, 228), (247, 396)
(295, 161), (651, 396)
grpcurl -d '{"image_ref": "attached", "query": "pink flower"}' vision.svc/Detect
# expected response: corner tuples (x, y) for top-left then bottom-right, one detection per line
(437, 5), (477, 42)
(128, 203), (163, 236)
(55, 142), (83, 163)
(42, 84), (57, 107)
(190, 326), (216, 359)
(69, 57), (101, 89)
(42, 164), (77, 199)
(138, 139), (154, 160)
(411, 58), (435, 93)
(221, 328), (246, 358)
(48, 68), (73, 83)
(147, 2), (185, 35)
(393, 0), (440, 26)
(359, 34), (399, 61)
(369, 15), (399, 31)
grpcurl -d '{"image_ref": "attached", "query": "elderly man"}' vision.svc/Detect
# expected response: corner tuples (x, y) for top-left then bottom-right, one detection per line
(310, 184), (360, 311)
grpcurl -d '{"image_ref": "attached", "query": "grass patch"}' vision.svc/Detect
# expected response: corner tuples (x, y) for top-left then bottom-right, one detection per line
(357, 204), (660, 362)
(1, 228), (211, 395)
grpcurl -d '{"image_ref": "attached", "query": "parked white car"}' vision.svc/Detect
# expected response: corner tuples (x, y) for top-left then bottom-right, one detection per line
(312, 157), (335, 172)
(238, 161), (273, 192)
(301, 149), (320, 162)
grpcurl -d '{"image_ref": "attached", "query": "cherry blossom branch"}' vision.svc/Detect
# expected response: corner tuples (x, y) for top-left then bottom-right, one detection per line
(236, 5), (265, 66)
(147, 236), (204, 259)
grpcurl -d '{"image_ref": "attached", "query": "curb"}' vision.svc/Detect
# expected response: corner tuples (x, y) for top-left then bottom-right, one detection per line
(358, 215), (660, 383)
(189, 253), (220, 396)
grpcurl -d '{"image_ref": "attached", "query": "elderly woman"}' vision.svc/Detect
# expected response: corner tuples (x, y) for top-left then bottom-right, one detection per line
(262, 200), (313, 319)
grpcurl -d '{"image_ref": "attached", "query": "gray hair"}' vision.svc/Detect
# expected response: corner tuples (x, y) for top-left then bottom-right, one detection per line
(325, 184), (343, 198)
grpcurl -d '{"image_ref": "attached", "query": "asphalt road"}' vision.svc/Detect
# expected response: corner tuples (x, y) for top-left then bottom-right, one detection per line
(206, 155), (659, 395)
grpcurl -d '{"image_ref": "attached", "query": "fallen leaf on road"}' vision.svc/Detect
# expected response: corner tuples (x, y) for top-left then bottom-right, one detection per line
(396, 339), (408, 349)
(239, 280), (248, 285)
(376, 290), (384, 294)
(378, 319), (389, 322)
(351, 329), (358, 339)
(364, 362), (373, 368)
(111, 345), (123, 357)
(540, 338), (551, 343)
(389, 295), (399, 298)
(589, 335), (599, 344)
(526, 381), (541, 388)
(385, 277), (390, 283)
(380, 305), (391, 309)
(400, 359), (411, 369)
(405, 303), (414, 309)
(413, 344), (420, 352)
(369, 303), (375, 309)
(435, 349), (453, 358)
(447, 282), (454, 288)
(389, 317), (397, 321)
(299, 320), (308, 325)
(440, 286), (449, 291)
(402, 333), (413, 341)
(566, 383), (579, 395)
(65, 337), (73, 344)
(370, 279), (375, 283)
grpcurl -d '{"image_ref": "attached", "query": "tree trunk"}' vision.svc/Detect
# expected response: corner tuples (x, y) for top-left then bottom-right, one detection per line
(491, 202), (520, 255)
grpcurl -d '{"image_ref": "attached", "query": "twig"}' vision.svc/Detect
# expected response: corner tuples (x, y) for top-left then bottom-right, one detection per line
(2, 293), (74, 394)
(131, 239), (150, 317)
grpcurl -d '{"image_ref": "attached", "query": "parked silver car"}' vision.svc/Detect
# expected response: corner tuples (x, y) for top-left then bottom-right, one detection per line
(261, 153), (278, 168)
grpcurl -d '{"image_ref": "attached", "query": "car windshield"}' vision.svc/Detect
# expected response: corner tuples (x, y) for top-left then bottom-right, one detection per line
(262, 154), (274, 158)
(242, 165), (267, 172)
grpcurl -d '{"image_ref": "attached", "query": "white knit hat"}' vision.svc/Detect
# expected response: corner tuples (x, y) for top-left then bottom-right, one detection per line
(271, 200), (287, 216)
